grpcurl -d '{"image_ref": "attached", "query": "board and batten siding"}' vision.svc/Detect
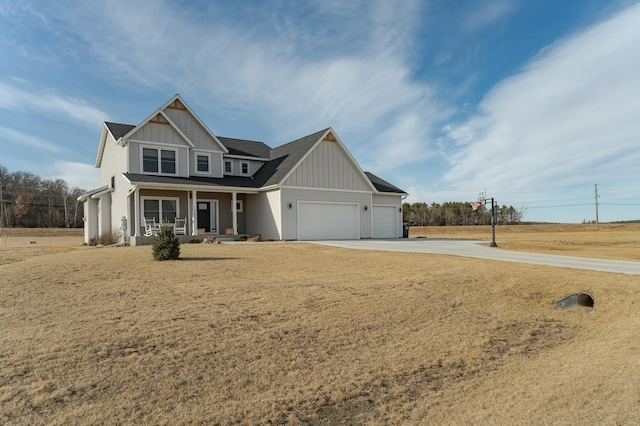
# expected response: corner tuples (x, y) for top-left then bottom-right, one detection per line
(127, 141), (190, 177)
(283, 140), (371, 191)
(280, 187), (372, 240)
(246, 190), (281, 240)
(130, 122), (192, 147)
(163, 105), (222, 150)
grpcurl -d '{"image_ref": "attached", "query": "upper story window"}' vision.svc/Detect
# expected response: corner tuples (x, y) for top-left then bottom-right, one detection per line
(224, 160), (232, 174)
(241, 162), (249, 174)
(143, 147), (176, 174)
(196, 154), (209, 173)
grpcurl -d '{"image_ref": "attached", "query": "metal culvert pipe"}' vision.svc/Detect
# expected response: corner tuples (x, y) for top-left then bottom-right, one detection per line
(555, 291), (595, 311)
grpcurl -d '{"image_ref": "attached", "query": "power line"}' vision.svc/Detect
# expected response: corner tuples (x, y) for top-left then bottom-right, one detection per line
(526, 203), (593, 209)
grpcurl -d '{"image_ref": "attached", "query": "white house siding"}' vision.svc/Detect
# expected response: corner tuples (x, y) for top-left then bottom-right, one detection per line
(127, 141), (189, 177)
(280, 187), (372, 240)
(283, 140), (371, 191)
(98, 192), (111, 237)
(84, 197), (99, 243)
(98, 131), (130, 240)
(246, 190), (281, 240)
(163, 105), (221, 150)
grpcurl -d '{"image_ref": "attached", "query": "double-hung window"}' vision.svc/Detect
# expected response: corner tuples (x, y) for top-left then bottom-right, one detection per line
(241, 162), (249, 174)
(196, 154), (209, 173)
(224, 160), (232, 174)
(142, 147), (176, 174)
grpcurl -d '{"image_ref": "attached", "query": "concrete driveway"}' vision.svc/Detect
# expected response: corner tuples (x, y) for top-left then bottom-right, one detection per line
(311, 239), (640, 275)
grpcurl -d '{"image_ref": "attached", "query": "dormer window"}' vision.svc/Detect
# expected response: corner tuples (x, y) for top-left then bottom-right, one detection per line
(143, 147), (176, 174)
(224, 160), (232, 174)
(241, 162), (249, 174)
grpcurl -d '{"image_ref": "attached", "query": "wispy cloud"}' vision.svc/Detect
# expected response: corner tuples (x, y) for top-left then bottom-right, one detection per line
(461, 0), (518, 32)
(28, 0), (440, 172)
(49, 161), (100, 190)
(441, 3), (640, 204)
(0, 81), (109, 127)
(0, 125), (64, 152)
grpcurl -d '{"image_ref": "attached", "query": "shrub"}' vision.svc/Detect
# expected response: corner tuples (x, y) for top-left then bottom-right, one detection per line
(97, 229), (122, 246)
(152, 224), (181, 261)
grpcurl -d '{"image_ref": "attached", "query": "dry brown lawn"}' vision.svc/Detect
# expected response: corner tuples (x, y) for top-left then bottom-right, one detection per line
(1, 226), (639, 424)
(411, 223), (640, 261)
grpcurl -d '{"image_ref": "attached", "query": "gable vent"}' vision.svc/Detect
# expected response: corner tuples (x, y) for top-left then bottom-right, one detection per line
(166, 99), (187, 110)
(323, 132), (337, 142)
(150, 113), (170, 125)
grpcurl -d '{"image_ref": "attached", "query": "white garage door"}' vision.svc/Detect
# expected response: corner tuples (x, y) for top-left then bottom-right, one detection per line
(298, 202), (359, 240)
(373, 206), (398, 238)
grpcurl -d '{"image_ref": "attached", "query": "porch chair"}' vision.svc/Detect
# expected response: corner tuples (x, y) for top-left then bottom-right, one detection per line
(144, 217), (159, 237)
(174, 218), (187, 235)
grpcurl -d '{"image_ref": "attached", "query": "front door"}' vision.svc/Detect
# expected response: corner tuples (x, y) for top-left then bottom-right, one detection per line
(197, 201), (218, 233)
(197, 202), (210, 232)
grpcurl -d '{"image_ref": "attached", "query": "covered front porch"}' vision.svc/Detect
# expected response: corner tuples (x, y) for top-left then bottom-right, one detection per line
(127, 184), (256, 246)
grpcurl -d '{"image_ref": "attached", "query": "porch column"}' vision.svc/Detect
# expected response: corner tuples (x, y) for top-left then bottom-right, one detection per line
(231, 191), (238, 235)
(134, 187), (140, 237)
(191, 190), (198, 236)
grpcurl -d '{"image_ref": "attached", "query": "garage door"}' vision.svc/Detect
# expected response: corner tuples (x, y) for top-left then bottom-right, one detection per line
(372, 206), (398, 238)
(298, 202), (359, 240)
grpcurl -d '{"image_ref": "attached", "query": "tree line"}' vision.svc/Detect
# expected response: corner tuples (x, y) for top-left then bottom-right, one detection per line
(403, 201), (525, 226)
(0, 165), (86, 228)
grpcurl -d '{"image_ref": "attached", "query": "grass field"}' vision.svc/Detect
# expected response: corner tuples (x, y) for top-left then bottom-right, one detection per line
(1, 226), (639, 424)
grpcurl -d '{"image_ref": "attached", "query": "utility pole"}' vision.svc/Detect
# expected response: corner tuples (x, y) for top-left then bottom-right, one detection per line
(594, 183), (599, 231)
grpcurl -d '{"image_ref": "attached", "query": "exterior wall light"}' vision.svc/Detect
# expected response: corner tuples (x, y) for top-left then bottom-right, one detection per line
(288, 203), (292, 209)
(364, 205), (368, 211)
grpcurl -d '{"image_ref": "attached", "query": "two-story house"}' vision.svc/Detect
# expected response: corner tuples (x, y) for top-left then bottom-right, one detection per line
(79, 94), (407, 245)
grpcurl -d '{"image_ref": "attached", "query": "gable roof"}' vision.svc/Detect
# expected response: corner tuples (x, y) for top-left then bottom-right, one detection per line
(105, 122), (136, 140)
(218, 137), (271, 159)
(364, 172), (407, 194)
(251, 128), (329, 187)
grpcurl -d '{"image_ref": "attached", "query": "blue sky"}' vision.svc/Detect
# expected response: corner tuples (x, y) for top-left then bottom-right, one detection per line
(1, 0), (639, 223)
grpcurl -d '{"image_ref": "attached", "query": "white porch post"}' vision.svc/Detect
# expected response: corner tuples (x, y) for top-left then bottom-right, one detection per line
(134, 187), (140, 237)
(191, 190), (198, 236)
(231, 191), (238, 235)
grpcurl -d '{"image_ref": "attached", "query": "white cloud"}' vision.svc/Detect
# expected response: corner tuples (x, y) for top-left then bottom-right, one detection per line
(0, 81), (109, 127)
(48, 161), (100, 190)
(0, 126), (64, 152)
(442, 3), (640, 204)
(37, 0), (440, 172)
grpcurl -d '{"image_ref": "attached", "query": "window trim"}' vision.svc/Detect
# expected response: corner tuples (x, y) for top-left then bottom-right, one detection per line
(224, 160), (233, 174)
(240, 161), (249, 175)
(235, 200), (244, 213)
(194, 152), (211, 174)
(141, 196), (180, 225)
(140, 145), (178, 175)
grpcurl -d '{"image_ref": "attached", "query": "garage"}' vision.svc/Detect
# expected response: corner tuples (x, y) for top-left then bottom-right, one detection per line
(372, 205), (399, 238)
(298, 202), (359, 240)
